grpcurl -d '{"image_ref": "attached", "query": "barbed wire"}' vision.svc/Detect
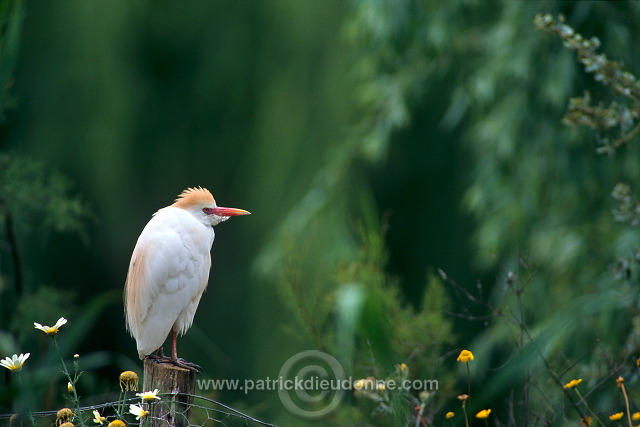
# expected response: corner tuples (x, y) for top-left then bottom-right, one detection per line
(0, 393), (277, 426)
(183, 394), (277, 426)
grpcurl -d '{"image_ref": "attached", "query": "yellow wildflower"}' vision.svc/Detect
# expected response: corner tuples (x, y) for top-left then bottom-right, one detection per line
(119, 371), (139, 391)
(107, 421), (126, 427)
(563, 378), (582, 389)
(456, 349), (474, 363)
(56, 408), (75, 425)
(354, 377), (376, 391)
(446, 411), (455, 419)
(609, 412), (624, 421)
(579, 416), (592, 426)
(633, 412), (640, 421)
(476, 409), (491, 419)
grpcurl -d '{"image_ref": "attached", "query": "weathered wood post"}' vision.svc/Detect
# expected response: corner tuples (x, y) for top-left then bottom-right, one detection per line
(143, 360), (195, 427)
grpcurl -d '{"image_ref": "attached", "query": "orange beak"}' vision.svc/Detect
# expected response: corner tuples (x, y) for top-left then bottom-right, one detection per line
(211, 207), (251, 217)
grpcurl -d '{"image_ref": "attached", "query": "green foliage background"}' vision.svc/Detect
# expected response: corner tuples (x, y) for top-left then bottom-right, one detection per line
(2, 0), (640, 425)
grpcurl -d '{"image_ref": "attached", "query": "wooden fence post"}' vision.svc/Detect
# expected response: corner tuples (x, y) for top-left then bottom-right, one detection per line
(143, 360), (195, 427)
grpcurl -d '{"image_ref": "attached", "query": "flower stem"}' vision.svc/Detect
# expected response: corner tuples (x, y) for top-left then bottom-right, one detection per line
(466, 363), (471, 403)
(16, 371), (35, 426)
(116, 390), (125, 419)
(53, 337), (85, 427)
(143, 404), (150, 427)
(619, 382), (633, 427)
(574, 388), (605, 427)
(462, 402), (469, 427)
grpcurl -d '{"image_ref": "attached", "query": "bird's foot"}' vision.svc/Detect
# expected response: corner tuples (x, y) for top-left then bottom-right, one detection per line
(145, 353), (168, 361)
(145, 355), (202, 373)
(172, 358), (203, 374)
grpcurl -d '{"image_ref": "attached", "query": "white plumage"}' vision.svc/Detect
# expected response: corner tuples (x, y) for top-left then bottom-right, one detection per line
(124, 187), (249, 368)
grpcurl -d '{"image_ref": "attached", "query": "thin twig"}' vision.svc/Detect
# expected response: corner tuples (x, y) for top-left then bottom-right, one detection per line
(610, 120), (640, 150)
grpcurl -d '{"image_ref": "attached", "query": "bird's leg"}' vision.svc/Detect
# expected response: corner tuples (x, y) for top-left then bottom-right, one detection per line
(168, 326), (203, 374)
(144, 346), (170, 362)
(171, 327), (178, 360)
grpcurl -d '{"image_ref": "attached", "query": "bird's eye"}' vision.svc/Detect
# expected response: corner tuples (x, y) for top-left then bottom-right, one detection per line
(202, 208), (214, 215)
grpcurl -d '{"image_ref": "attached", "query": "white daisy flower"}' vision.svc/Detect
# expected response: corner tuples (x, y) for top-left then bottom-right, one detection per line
(92, 410), (107, 425)
(34, 317), (68, 336)
(129, 404), (149, 420)
(136, 389), (161, 402)
(0, 353), (30, 371)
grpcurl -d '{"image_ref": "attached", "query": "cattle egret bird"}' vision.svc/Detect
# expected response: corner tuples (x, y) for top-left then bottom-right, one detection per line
(125, 187), (250, 371)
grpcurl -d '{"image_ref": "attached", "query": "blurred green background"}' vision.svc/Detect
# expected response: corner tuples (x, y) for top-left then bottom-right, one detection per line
(3, 1), (640, 425)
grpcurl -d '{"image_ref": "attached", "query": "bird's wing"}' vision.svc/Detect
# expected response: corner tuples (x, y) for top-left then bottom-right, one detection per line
(125, 208), (212, 357)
